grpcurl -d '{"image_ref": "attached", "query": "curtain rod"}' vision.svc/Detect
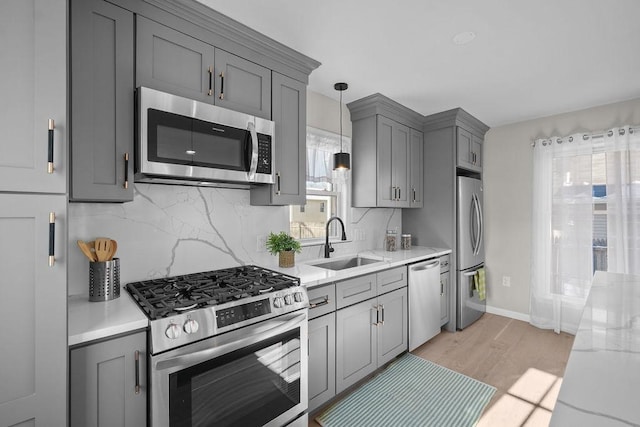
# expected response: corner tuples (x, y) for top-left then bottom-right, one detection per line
(531, 126), (639, 147)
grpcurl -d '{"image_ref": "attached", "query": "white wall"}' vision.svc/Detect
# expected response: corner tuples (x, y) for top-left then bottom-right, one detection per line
(483, 97), (640, 316)
(67, 90), (398, 295)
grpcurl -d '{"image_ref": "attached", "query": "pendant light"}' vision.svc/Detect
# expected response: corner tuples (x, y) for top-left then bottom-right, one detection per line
(333, 82), (350, 170)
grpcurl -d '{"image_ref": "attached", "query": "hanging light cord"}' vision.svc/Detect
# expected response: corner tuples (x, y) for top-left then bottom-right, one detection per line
(339, 90), (343, 153)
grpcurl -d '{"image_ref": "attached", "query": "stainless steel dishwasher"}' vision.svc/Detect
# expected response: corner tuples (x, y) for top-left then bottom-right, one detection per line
(408, 258), (441, 351)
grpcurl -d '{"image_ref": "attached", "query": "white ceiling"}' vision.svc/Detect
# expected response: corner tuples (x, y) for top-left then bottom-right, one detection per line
(198, 0), (640, 127)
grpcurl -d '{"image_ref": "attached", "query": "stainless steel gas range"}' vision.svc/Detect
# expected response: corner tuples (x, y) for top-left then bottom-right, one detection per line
(126, 265), (309, 427)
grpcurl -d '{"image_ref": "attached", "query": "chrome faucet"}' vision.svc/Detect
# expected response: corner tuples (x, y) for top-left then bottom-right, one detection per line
(324, 216), (347, 258)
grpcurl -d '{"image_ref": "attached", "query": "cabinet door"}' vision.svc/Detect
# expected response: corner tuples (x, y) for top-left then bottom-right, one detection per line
(251, 73), (306, 205)
(214, 49), (271, 119)
(377, 287), (408, 366)
(335, 273), (377, 309)
(377, 266), (407, 295)
(409, 128), (424, 208)
(456, 127), (482, 172)
(0, 194), (67, 426)
(136, 16), (214, 102)
(376, 115), (395, 207)
(440, 271), (450, 326)
(308, 313), (336, 412)
(71, 0), (134, 202)
(0, 0), (66, 194)
(392, 122), (411, 207)
(336, 299), (378, 393)
(70, 331), (147, 427)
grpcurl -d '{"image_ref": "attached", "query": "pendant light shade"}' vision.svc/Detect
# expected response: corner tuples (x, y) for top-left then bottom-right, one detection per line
(333, 82), (350, 170)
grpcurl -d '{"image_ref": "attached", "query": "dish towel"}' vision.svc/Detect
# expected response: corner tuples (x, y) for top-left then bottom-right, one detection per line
(474, 268), (486, 301)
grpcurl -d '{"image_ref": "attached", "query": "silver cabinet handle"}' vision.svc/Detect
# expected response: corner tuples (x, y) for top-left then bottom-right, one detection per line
(276, 172), (281, 195)
(412, 187), (416, 203)
(48, 212), (56, 266)
(309, 297), (330, 308)
(380, 304), (385, 325)
(373, 305), (380, 326)
(134, 350), (140, 394)
(48, 119), (55, 174)
(398, 187), (401, 200)
(440, 280), (444, 296)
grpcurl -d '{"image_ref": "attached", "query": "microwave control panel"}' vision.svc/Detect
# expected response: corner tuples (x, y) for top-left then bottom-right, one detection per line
(256, 134), (272, 174)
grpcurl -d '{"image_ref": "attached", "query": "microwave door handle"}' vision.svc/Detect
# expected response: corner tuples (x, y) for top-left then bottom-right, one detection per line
(247, 121), (258, 181)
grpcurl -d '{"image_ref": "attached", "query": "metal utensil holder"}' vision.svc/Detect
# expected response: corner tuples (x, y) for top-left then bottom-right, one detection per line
(89, 258), (120, 302)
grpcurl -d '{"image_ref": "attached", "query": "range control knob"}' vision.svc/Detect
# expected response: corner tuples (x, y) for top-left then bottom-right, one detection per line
(183, 319), (199, 334)
(165, 323), (182, 340)
(273, 297), (284, 308)
(284, 294), (293, 305)
(293, 291), (304, 303)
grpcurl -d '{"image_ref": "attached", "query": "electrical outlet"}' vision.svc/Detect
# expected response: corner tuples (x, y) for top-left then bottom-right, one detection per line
(502, 276), (511, 287)
(256, 235), (267, 252)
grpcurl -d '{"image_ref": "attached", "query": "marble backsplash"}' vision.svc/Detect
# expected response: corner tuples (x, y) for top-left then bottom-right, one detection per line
(68, 183), (401, 295)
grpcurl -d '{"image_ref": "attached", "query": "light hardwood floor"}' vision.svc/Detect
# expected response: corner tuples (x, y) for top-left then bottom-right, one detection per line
(309, 313), (574, 427)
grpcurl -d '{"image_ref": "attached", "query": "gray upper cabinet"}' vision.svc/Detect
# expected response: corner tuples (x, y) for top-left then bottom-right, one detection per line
(214, 49), (271, 119)
(71, 0), (134, 202)
(70, 330), (147, 427)
(457, 127), (483, 172)
(0, 194), (67, 426)
(0, 0), (66, 194)
(251, 72), (307, 206)
(136, 16), (272, 119)
(136, 16), (214, 103)
(348, 94), (424, 208)
(409, 129), (424, 208)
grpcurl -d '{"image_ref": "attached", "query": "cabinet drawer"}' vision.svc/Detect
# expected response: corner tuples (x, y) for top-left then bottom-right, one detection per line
(439, 255), (451, 273)
(336, 274), (377, 309)
(307, 283), (336, 320)
(377, 266), (407, 294)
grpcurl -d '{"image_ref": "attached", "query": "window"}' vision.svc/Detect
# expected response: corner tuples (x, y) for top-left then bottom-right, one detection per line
(289, 127), (351, 243)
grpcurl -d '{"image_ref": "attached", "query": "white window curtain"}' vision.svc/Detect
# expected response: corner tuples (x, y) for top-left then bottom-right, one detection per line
(530, 126), (640, 334)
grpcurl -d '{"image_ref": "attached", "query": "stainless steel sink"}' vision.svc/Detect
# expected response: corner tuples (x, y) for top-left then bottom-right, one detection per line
(311, 256), (382, 271)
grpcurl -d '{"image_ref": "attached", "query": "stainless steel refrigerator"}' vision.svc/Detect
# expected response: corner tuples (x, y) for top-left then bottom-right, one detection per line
(456, 176), (486, 329)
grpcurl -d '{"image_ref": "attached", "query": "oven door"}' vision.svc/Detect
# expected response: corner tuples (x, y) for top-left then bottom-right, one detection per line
(150, 311), (308, 427)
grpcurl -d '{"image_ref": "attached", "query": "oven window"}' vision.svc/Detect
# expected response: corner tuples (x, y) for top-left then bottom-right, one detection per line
(148, 109), (250, 171)
(169, 329), (301, 427)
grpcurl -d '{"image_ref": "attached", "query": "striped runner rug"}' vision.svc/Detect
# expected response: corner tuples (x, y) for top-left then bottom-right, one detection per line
(316, 353), (495, 427)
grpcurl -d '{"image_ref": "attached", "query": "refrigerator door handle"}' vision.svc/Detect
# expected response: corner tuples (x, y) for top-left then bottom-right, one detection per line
(476, 193), (484, 256)
(470, 194), (480, 255)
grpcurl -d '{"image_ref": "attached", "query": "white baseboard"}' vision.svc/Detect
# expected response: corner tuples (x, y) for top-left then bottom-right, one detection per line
(486, 305), (530, 323)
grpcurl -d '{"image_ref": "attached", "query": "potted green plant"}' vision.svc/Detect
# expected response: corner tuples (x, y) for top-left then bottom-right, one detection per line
(266, 232), (302, 268)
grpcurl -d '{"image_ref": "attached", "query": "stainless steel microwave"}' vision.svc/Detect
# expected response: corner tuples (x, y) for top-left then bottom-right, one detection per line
(136, 87), (275, 186)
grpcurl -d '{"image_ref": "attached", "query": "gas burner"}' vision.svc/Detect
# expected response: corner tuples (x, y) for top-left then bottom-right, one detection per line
(126, 265), (301, 320)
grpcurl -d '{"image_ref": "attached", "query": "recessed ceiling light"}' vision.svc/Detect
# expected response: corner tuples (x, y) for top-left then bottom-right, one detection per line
(453, 31), (476, 45)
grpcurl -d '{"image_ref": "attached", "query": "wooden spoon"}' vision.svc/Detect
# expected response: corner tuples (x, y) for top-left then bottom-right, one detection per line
(77, 240), (97, 262)
(107, 239), (118, 261)
(94, 237), (112, 262)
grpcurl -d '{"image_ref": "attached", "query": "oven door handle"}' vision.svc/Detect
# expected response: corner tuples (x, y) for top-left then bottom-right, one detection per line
(247, 121), (258, 182)
(155, 312), (306, 371)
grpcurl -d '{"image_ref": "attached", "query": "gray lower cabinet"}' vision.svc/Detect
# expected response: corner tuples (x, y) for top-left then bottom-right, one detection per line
(136, 16), (271, 119)
(0, 194), (67, 426)
(251, 72), (307, 206)
(308, 313), (336, 412)
(0, 0), (66, 194)
(335, 287), (408, 394)
(71, 0), (134, 202)
(70, 331), (147, 427)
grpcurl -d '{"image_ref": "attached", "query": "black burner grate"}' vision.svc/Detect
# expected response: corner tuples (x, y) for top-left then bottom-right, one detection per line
(126, 265), (300, 320)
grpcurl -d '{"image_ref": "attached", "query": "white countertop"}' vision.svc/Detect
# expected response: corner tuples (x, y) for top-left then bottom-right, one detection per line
(269, 246), (451, 288)
(68, 291), (149, 347)
(551, 271), (640, 426)
(67, 246), (450, 346)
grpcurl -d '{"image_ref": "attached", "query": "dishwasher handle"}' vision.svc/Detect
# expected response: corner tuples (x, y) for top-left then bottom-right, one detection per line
(410, 260), (440, 271)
